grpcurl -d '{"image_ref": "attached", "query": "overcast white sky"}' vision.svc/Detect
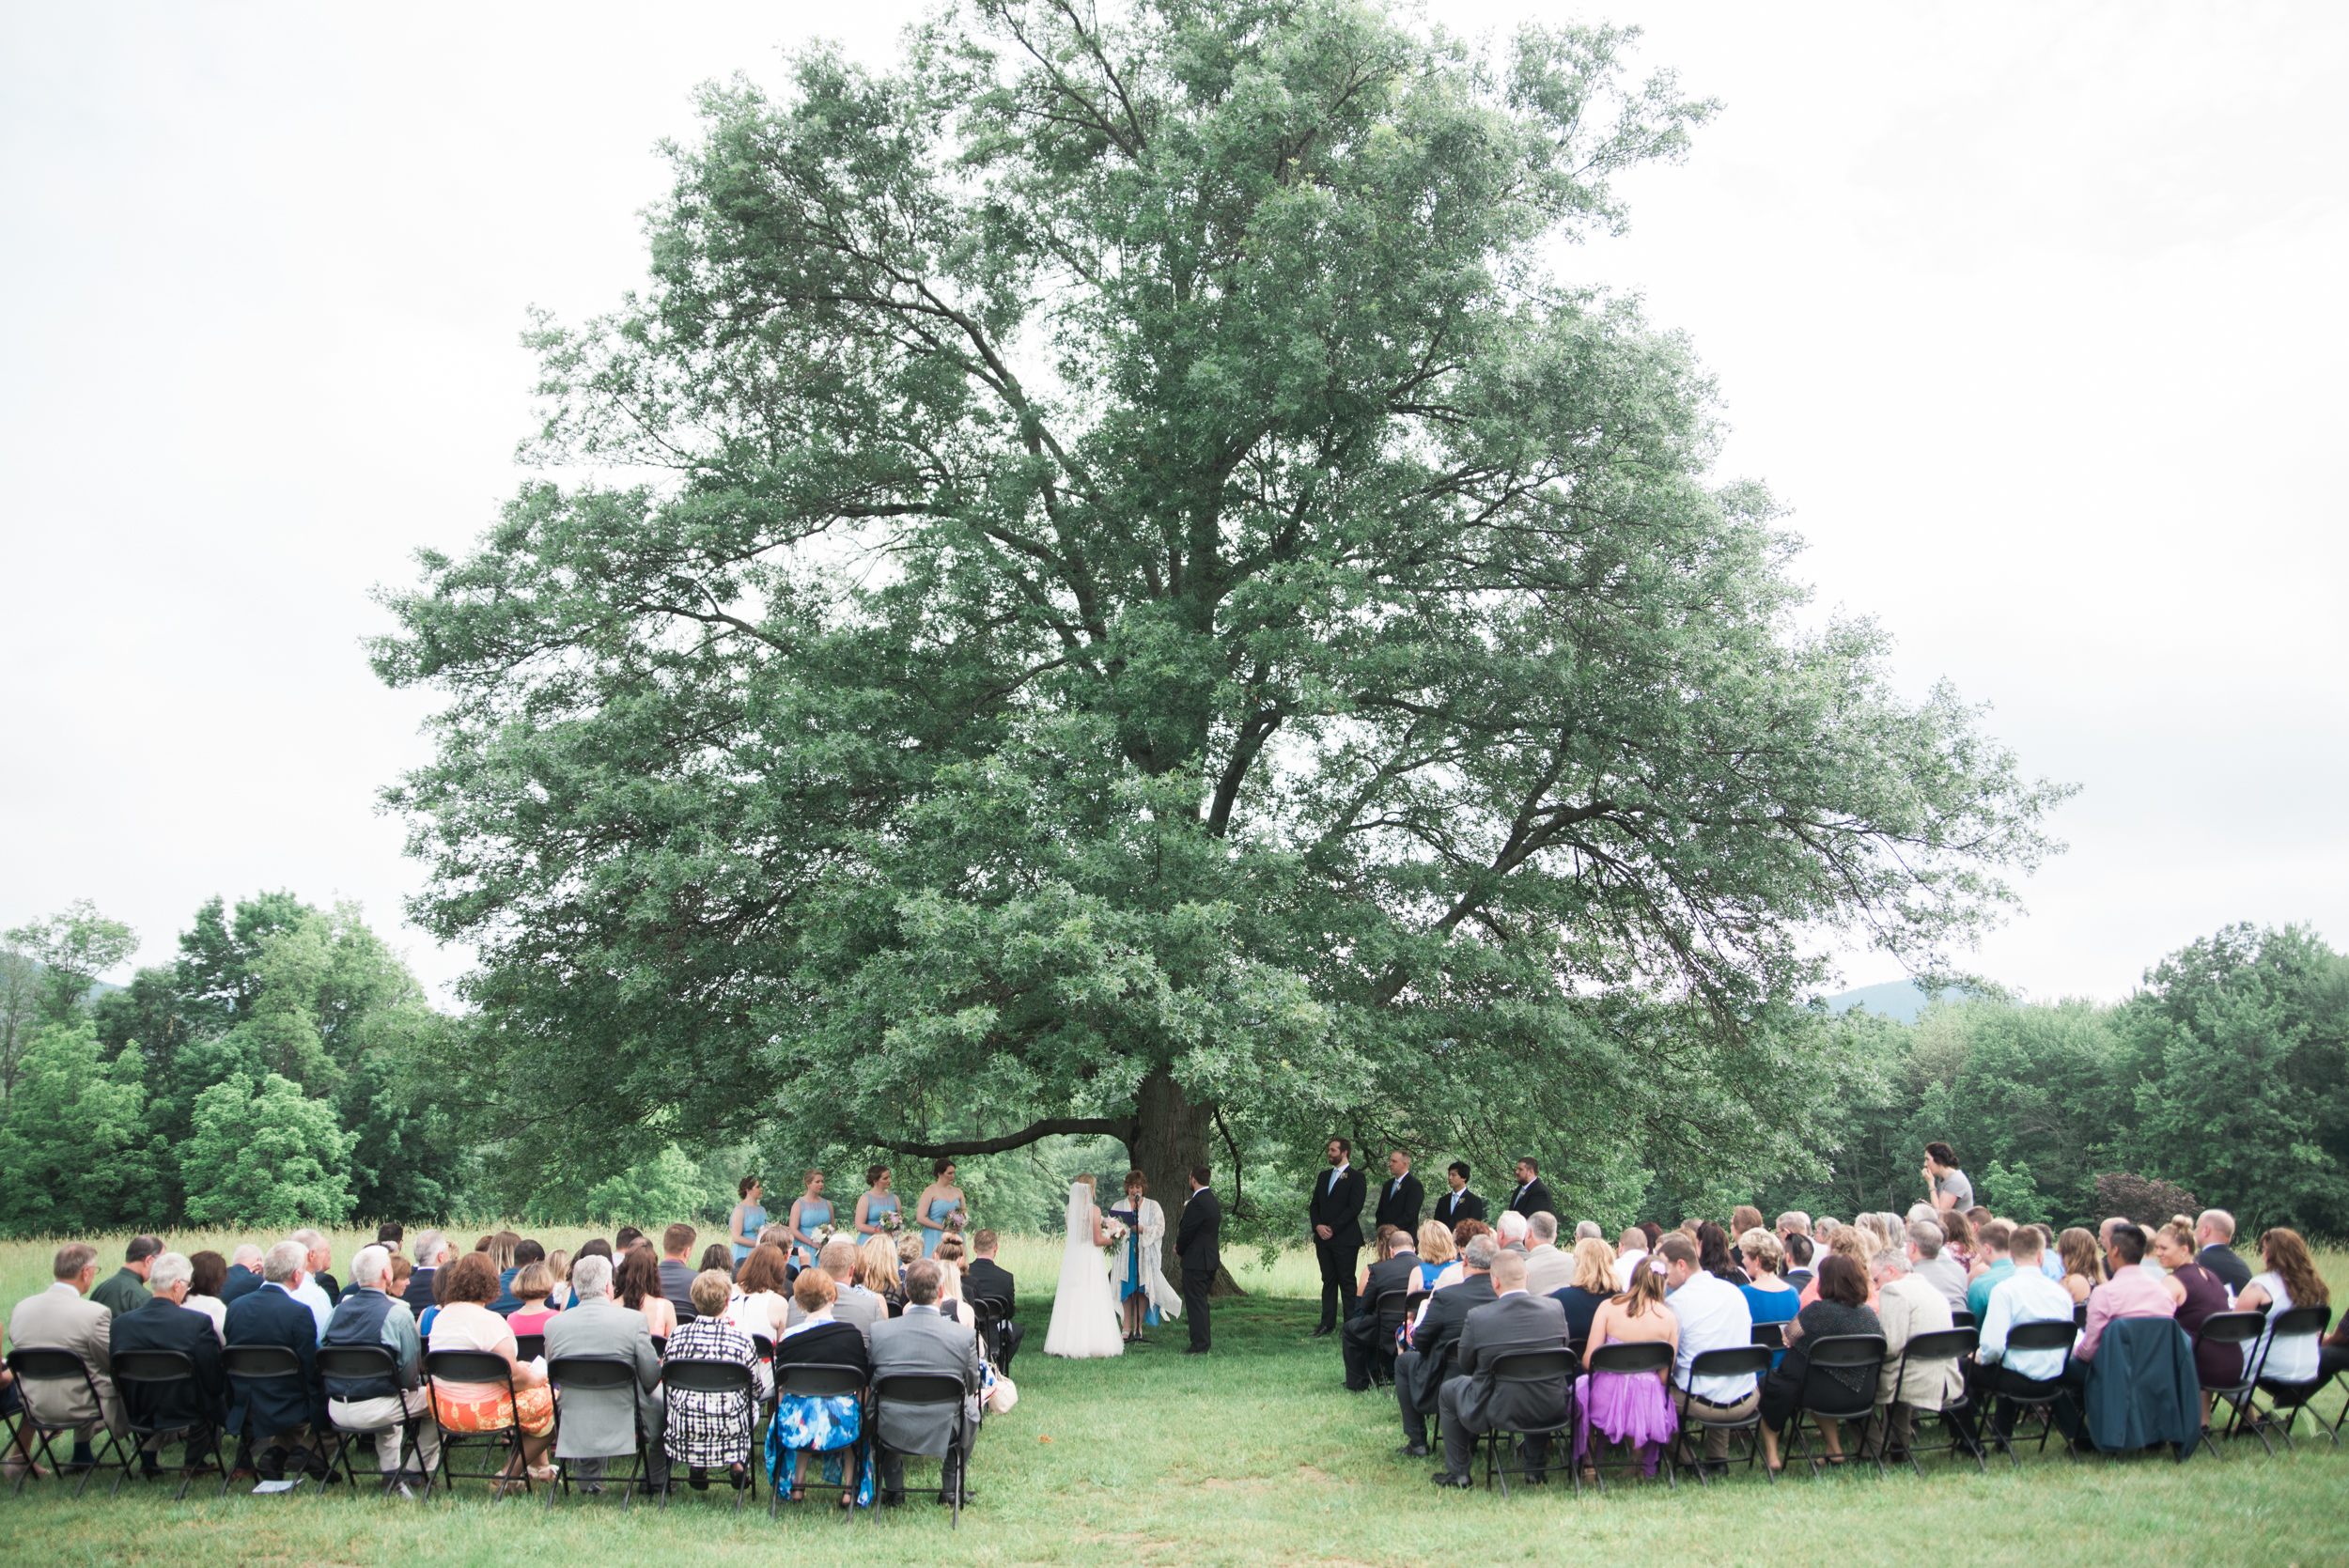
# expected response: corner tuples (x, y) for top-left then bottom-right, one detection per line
(3, 2), (2342, 1006)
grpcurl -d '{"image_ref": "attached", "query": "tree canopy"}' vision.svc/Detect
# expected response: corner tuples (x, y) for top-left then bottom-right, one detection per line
(374, 0), (2065, 1225)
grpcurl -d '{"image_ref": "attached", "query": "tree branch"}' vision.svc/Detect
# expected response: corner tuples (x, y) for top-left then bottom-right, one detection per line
(873, 1115), (1132, 1158)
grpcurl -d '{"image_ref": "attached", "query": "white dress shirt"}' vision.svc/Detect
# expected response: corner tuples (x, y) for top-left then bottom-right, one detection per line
(1613, 1249), (1648, 1294)
(289, 1276), (334, 1341)
(1976, 1268), (2075, 1382)
(1665, 1271), (1757, 1402)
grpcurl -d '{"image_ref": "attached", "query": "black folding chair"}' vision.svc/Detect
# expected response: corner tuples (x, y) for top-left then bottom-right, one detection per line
(873, 1372), (972, 1528)
(1982, 1321), (2078, 1467)
(1472, 1348), (1576, 1497)
(513, 1334), (546, 1363)
(969, 1299), (1011, 1368)
(108, 1348), (226, 1500)
(220, 1343), (319, 1498)
(1423, 1342), (1458, 1448)
(426, 1348), (533, 1499)
(1878, 1327), (1984, 1475)
(658, 1358), (760, 1513)
(1682, 1346), (1775, 1483)
(2195, 1311), (2267, 1458)
(2245, 1306), (2338, 1452)
(1951, 1311), (1977, 1329)
(1750, 1322), (1785, 1351)
(1780, 1334), (1890, 1478)
(769, 1360), (868, 1518)
(5, 1347), (134, 1498)
(1574, 1341), (1677, 1495)
(1370, 1292), (1409, 1389)
(317, 1344), (428, 1498)
(545, 1355), (648, 1510)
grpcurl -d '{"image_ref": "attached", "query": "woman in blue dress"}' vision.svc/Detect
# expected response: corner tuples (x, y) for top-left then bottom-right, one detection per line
(855, 1164), (901, 1239)
(729, 1176), (770, 1268)
(1736, 1228), (1801, 1366)
(786, 1170), (833, 1270)
(915, 1158), (968, 1259)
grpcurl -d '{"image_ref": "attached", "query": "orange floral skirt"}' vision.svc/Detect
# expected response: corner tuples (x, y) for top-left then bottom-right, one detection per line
(434, 1383), (554, 1436)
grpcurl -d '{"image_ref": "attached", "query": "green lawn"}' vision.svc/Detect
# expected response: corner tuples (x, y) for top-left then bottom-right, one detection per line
(4, 1231), (2345, 1568)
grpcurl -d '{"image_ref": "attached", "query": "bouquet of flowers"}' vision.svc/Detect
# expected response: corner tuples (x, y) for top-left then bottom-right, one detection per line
(807, 1224), (836, 1250)
(1099, 1217), (1129, 1253)
(944, 1210), (967, 1234)
(877, 1209), (904, 1234)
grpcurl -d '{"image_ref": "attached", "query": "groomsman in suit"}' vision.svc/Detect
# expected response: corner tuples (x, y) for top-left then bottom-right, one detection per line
(1308, 1138), (1367, 1336)
(1374, 1150), (1423, 1235)
(1504, 1157), (1557, 1222)
(1433, 1162), (1486, 1229)
(1176, 1167), (1221, 1355)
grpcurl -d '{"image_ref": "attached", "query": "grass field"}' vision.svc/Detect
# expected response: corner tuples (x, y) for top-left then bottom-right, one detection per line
(3, 1229), (2345, 1568)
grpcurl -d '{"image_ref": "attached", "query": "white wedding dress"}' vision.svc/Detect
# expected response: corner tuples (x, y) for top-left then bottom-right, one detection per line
(1043, 1181), (1125, 1358)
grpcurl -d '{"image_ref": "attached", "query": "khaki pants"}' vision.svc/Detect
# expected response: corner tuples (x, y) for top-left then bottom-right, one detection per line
(1673, 1384), (1761, 1463)
(329, 1390), (441, 1475)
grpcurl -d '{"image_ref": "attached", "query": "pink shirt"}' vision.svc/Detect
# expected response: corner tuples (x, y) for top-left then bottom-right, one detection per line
(2077, 1266), (2174, 1360)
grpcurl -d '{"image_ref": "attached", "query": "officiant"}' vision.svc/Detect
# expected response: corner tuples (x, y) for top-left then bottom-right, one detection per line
(1308, 1137), (1366, 1336)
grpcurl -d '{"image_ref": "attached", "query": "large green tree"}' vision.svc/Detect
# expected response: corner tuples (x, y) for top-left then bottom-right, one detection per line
(374, 0), (2063, 1246)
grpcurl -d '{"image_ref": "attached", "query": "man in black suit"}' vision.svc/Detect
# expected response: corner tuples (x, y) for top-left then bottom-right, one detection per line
(1176, 1166), (1221, 1355)
(109, 1251), (226, 1478)
(223, 1241), (330, 1483)
(1308, 1138), (1367, 1335)
(218, 1245), (266, 1305)
(403, 1232), (449, 1315)
(2192, 1209), (2251, 1295)
(1434, 1250), (1571, 1487)
(1374, 1149), (1424, 1235)
(1391, 1235), (1498, 1456)
(1433, 1162), (1486, 1230)
(963, 1230), (1024, 1372)
(1342, 1232), (1420, 1390)
(1504, 1157), (1556, 1222)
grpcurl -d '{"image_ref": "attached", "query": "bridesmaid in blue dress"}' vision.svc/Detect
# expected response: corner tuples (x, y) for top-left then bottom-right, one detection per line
(915, 1159), (968, 1259)
(855, 1165), (901, 1238)
(729, 1176), (770, 1267)
(787, 1170), (833, 1270)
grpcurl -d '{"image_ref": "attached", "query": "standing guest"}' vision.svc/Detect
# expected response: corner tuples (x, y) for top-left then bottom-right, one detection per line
(730, 1177), (770, 1267)
(1432, 1162), (1486, 1229)
(787, 1171), (834, 1271)
(505, 1265), (562, 1338)
(615, 1248), (680, 1343)
(220, 1245), (267, 1305)
(1755, 1253), (1879, 1474)
(428, 1252), (554, 1488)
(1658, 1233), (1758, 1471)
(915, 1159), (969, 1260)
(2192, 1209), (2251, 1296)
(855, 1166), (902, 1239)
(723, 1245), (793, 1341)
(1551, 1237), (1620, 1343)
(544, 1255), (666, 1496)
(1524, 1213), (1574, 1296)
(292, 1230), (342, 1309)
(1735, 1230), (1800, 1345)
(1964, 1220), (2017, 1320)
(403, 1232), (448, 1316)
(1411, 1222), (1457, 1295)
(1781, 1233), (1816, 1293)
(184, 1251), (231, 1341)
(1613, 1228), (1651, 1293)
(2057, 1228), (2105, 1307)
(860, 1235), (907, 1316)
(224, 1241), (330, 1483)
(661, 1270), (770, 1493)
(1504, 1157), (1557, 1221)
(1431, 1250), (1571, 1489)
(1392, 1236), (1499, 1458)
(1342, 1230), (1422, 1391)
(770, 1265), (873, 1508)
(1375, 1149), (1424, 1235)
(321, 1246), (439, 1490)
(1574, 1251), (1679, 1481)
(1308, 1137), (1368, 1337)
(963, 1231), (1023, 1370)
(658, 1225), (700, 1319)
(1966, 1224), (2072, 1448)
(867, 1260), (983, 1506)
(1906, 1220), (1968, 1315)
(2235, 1227), (2330, 1388)
(12, 1243), (125, 1471)
(110, 1251), (226, 1481)
(1868, 1249), (1961, 1460)
(374, 1223), (404, 1259)
(90, 1236), (162, 1318)
(2151, 1221), (2237, 1421)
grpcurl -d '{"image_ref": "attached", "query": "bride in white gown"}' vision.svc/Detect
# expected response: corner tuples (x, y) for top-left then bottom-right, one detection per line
(1044, 1174), (1125, 1358)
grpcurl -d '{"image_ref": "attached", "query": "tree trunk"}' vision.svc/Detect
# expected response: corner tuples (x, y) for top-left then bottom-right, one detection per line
(1131, 1063), (1215, 1285)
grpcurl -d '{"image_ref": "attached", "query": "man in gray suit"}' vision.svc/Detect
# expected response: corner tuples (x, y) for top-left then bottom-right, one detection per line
(544, 1255), (667, 1493)
(7, 1241), (125, 1469)
(1433, 1250), (1572, 1488)
(867, 1260), (982, 1505)
(785, 1237), (884, 1343)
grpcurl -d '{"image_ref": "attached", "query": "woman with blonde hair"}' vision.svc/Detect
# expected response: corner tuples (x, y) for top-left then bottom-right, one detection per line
(543, 1249), (572, 1311)
(2057, 1227), (2104, 1306)
(1412, 1221), (1456, 1293)
(858, 1234), (906, 1315)
(1736, 1228), (1800, 1351)
(1574, 1251), (1680, 1479)
(1797, 1228), (1879, 1311)
(1555, 1237), (1618, 1342)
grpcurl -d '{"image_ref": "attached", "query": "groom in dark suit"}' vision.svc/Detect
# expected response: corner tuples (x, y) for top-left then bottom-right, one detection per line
(1309, 1138), (1367, 1335)
(1176, 1166), (1221, 1355)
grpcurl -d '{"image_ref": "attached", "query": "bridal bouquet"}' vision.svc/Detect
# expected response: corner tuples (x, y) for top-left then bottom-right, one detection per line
(807, 1224), (836, 1249)
(1098, 1217), (1129, 1252)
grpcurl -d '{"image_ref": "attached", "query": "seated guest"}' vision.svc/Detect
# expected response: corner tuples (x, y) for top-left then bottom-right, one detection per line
(1730, 1205), (1766, 1242)
(723, 1245), (793, 1341)
(90, 1236), (161, 1319)
(184, 1251), (231, 1341)
(1906, 1220), (1968, 1314)
(1494, 1211), (1531, 1253)
(2150, 1221), (2236, 1423)
(403, 1233), (449, 1316)
(1774, 1212), (1812, 1252)
(700, 1243), (734, 1276)
(543, 1250), (572, 1311)
(1802, 1230), (1880, 1311)
(219, 1245), (266, 1305)
(428, 1251), (555, 1486)
(1552, 1238), (1619, 1343)
(1695, 1221), (1742, 1285)
(322, 1245), (439, 1489)
(1524, 1213), (1573, 1296)
(1735, 1230), (1800, 1346)
(223, 1241), (330, 1483)
(1409, 1223), (1455, 1295)
(615, 1249), (680, 1343)
(490, 1238), (543, 1316)
(963, 1231), (1022, 1372)
(504, 1265), (561, 1338)
(786, 1238), (884, 1343)
(770, 1264), (873, 1507)
(2075, 1222), (2173, 1365)
(1756, 1252), (1879, 1473)
(109, 1250), (223, 1479)
(1659, 1233), (1756, 1470)
(2030, 1225), (2064, 1280)
(1964, 1220), (2016, 1320)
(1612, 1228), (1649, 1293)
(12, 1242), (126, 1473)
(1781, 1233), (1816, 1293)
(661, 1270), (771, 1492)
(2057, 1227), (2104, 1306)
(544, 1255), (666, 1496)
(375, 1223), (404, 1259)
(1392, 1236), (1499, 1458)
(287, 1230), (338, 1337)
(1937, 1207), (1976, 1269)
(2236, 1227), (2330, 1391)
(658, 1226), (700, 1319)
(1431, 1250), (1570, 1488)
(1356, 1226), (1400, 1303)
(860, 1236), (907, 1316)
(1867, 1249), (1961, 1459)
(867, 1260), (983, 1505)
(1575, 1249), (1678, 1480)
(1966, 1222), (2073, 1446)
(1342, 1228), (1421, 1392)
(2193, 1209), (2251, 1295)
(1574, 1220), (1604, 1243)
(389, 1257), (413, 1299)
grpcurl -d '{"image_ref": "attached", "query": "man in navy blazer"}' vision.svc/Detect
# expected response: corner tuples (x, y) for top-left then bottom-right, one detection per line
(109, 1251), (226, 1477)
(218, 1246), (266, 1306)
(223, 1241), (329, 1483)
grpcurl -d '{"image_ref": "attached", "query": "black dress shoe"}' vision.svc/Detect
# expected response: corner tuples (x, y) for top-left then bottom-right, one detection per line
(1309, 1326), (1334, 1338)
(1396, 1442), (1431, 1458)
(1184, 1346), (1209, 1355)
(879, 1489), (906, 1507)
(1430, 1470), (1473, 1489)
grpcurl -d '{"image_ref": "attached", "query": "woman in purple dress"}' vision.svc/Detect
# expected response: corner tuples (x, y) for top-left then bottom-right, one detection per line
(1575, 1253), (1680, 1479)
